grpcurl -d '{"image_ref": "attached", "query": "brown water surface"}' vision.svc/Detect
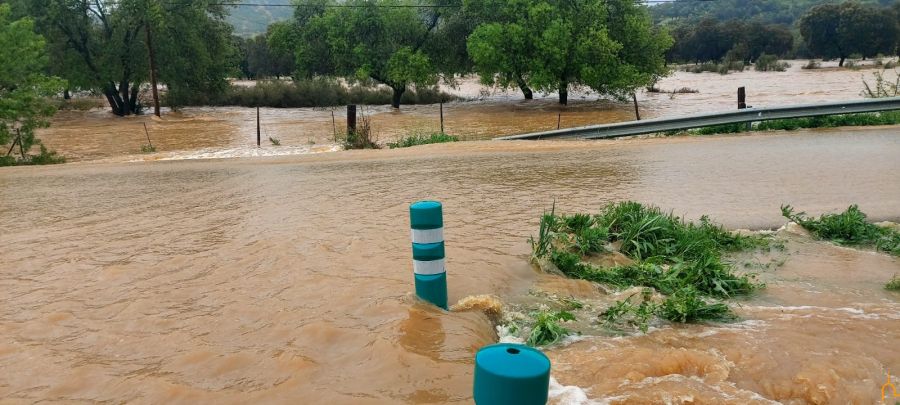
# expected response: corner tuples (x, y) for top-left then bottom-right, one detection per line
(2, 130), (899, 403)
(35, 62), (898, 162)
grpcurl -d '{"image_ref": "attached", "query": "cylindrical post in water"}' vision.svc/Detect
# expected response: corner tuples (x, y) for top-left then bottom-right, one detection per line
(474, 343), (551, 405)
(409, 200), (448, 309)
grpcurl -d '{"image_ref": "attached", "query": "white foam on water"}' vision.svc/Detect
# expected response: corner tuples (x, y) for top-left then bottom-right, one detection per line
(138, 144), (342, 162)
(548, 376), (623, 405)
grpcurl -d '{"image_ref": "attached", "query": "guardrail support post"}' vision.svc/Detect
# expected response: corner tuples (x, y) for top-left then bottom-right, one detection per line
(347, 105), (357, 135)
(410, 201), (448, 309)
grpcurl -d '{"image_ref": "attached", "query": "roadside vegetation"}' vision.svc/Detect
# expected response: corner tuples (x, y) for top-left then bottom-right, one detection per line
(0, 5), (65, 166)
(386, 132), (458, 149)
(781, 205), (900, 256)
(683, 111), (900, 136)
(520, 201), (772, 338)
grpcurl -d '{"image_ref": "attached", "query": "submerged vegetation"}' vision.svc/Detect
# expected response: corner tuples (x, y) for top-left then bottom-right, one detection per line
(887, 275), (900, 291)
(524, 201), (771, 338)
(386, 132), (458, 149)
(175, 79), (457, 109)
(782, 205), (900, 256)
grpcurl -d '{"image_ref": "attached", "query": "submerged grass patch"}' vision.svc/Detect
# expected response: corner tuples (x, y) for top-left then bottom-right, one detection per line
(386, 132), (458, 149)
(530, 201), (772, 334)
(526, 310), (576, 346)
(782, 204), (900, 256)
(886, 275), (900, 291)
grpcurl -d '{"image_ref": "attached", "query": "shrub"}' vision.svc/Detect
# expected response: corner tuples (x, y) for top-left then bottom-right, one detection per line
(172, 78), (458, 108)
(802, 60), (822, 70)
(755, 54), (790, 71)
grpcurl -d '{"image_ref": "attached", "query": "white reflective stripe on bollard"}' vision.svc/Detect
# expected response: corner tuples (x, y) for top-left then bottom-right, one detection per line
(413, 259), (446, 275)
(411, 227), (444, 244)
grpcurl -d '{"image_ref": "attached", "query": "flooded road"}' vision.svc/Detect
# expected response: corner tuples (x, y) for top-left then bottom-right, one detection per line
(35, 61), (897, 162)
(1, 129), (899, 403)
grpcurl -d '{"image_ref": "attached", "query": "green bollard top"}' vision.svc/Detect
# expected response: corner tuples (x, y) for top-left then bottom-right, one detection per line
(410, 201), (443, 230)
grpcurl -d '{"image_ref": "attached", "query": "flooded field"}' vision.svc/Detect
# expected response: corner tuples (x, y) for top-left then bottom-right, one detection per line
(35, 61), (896, 162)
(1, 130), (899, 403)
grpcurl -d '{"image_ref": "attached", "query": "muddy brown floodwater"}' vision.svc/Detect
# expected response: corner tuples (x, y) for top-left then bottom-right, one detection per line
(1, 129), (899, 403)
(34, 61), (898, 163)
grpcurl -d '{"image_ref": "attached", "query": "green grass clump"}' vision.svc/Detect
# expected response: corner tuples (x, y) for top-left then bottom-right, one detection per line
(782, 205), (900, 256)
(657, 287), (735, 323)
(601, 287), (735, 332)
(532, 201), (770, 333)
(886, 275), (900, 291)
(526, 310), (576, 346)
(269, 137), (281, 146)
(386, 132), (458, 149)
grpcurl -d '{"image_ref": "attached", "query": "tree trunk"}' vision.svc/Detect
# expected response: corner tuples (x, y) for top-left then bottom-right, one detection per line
(391, 86), (405, 109)
(558, 81), (568, 105)
(129, 84), (140, 114)
(516, 76), (533, 100)
(839, 56), (845, 67)
(145, 22), (161, 117)
(118, 80), (131, 116)
(103, 82), (126, 116)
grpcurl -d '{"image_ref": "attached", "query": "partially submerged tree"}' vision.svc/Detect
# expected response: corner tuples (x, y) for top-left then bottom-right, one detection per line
(15, 0), (233, 116)
(0, 4), (65, 158)
(467, 0), (671, 105)
(800, 2), (899, 67)
(277, 0), (468, 108)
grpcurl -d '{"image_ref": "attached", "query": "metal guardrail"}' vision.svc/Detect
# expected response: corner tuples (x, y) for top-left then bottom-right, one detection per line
(497, 97), (900, 140)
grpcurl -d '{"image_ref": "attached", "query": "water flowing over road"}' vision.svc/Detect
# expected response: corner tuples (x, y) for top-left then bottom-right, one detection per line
(2, 129), (899, 403)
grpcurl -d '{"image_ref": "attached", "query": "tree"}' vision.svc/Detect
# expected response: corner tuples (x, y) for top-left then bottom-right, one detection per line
(800, 2), (899, 67)
(467, 0), (670, 105)
(465, 0), (540, 99)
(279, 0), (466, 108)
(0, 4), (65, 157)
(15, 0), (234, 115)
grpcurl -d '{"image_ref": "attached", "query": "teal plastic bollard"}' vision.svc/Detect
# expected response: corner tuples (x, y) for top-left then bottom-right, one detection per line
(410, 201), (448, 309)
(473, 343), (551, 405)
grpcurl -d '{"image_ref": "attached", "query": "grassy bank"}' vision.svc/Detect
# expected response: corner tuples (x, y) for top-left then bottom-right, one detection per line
(172, 78), (457, 108)
(687, 111), (900, 136)
(516, 201), (772, 341)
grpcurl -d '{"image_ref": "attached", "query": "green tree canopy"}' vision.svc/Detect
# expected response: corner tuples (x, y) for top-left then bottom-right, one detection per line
(666, 18), (794, 63)
(0, 4), (65, 155)
(275, 0), (468, 108)
(466, 0), (671, 105)
(800, 1), (900, 66)
(13, 0), (234, 115)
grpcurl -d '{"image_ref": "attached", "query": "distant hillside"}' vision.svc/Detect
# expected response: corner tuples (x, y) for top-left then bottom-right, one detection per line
(651, 0), (897, 25)
(227, 2), (293, 37)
